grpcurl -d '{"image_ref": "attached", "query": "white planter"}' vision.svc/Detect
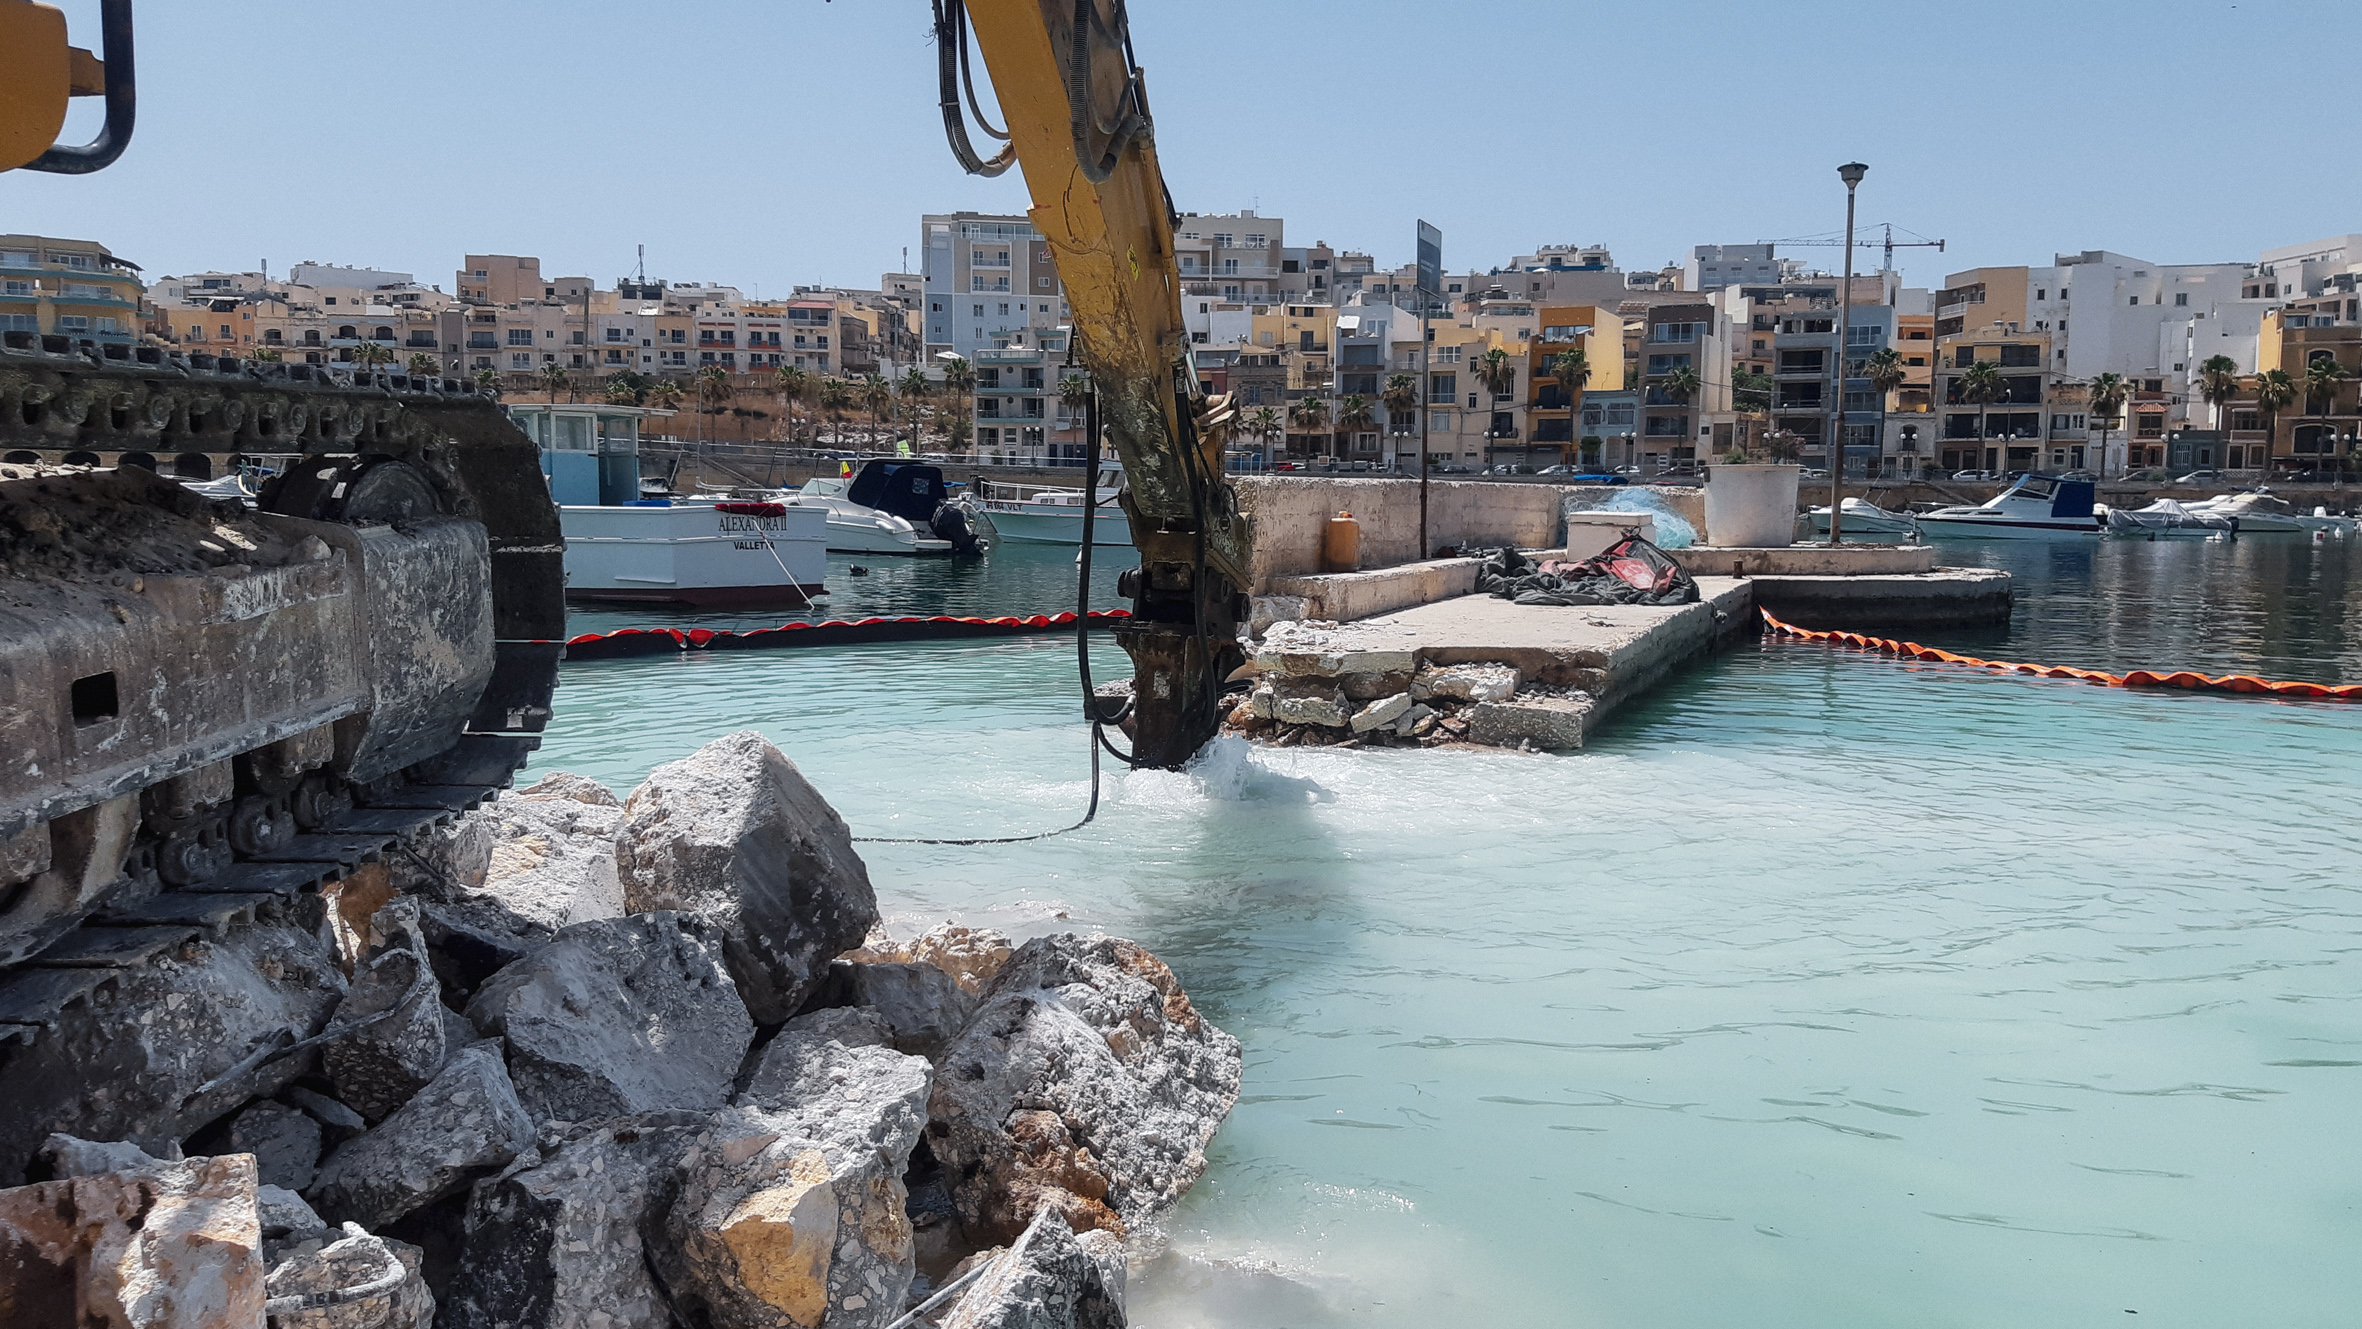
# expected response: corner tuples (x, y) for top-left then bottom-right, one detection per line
(1703, 464), (1801, 548)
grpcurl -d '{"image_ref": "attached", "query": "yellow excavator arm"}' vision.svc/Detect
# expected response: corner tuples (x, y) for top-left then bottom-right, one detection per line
(950, 0), (1248, 766)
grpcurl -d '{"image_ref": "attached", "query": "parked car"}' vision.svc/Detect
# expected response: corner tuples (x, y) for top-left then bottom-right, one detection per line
(1799, 468), (1829, 480)
(1951, 469), (1997, 481)
(1567, 472), (1628, 485)
(2059, 469), (2098, 481)
(2177, 469), (2224, 484)
(1535, 464), (1572, 475)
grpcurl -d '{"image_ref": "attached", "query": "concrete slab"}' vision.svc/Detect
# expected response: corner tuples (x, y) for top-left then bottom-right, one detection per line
(1266, 557), (1480, 624)
(1671, 544), (1937, 576)
(1749, 567), (2012, 629)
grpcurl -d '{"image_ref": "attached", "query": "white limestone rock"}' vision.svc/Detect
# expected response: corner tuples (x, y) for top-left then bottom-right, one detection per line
(617, 730), (881, 1025)
(928, 934), (1242, 1244)
(909, 922), (1016, 996)
(464, 911), (753, 1126)
(0, 1152), (268, 1329)
(1410, 662), (1520, 704)
(1348, 692), (1413, 733)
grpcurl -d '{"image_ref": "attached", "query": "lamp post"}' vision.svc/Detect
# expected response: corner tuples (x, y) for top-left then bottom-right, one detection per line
(1828, 161), (1868, 545)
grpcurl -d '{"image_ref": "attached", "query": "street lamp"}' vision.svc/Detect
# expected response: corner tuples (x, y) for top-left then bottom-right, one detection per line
(1828, 161), (1868, 545)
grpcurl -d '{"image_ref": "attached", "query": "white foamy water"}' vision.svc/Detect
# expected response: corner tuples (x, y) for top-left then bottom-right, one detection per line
(539, 545), (2362, 1327)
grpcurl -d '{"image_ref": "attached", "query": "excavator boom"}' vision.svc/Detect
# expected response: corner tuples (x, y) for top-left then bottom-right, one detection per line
(951, 0), (1247, 767)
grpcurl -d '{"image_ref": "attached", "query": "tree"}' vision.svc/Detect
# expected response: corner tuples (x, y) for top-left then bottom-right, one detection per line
(1381, 372), (1418, 433)
(859, 375), (894, 449)
(939, 357), (976, 455)
(774, 365), (813, 442)
(2089, 372), (2130, 476)
(540, 361), (573, 404)
(2196, 356), (2241, 432)
(1289, 395), (1329, 461)
(1862, 348), (1907, 478)
(2253, 368), (2298, 472)
(1474, 347), (1518, 455)
(472, 365), (498, 392)
(1957, 361), (2006, 459)
(1337, 393), (1374, 461)
(351, 340), (395, 373)
(604, 378), (640, 406)
(647, 380), (683, 413)
(1246, 405), (1283, 463)
(1659, 364), (1702, 406)
(900, 367), (933, 444)
(1058, 374), (1093, 462)
(1547, 350), (1592, 466)
(817, 377), (854, 446)
(252, 346), (283, 363)
(693, 364), (735, 446)
(2304, 355), (2352, 478)
(406, 352), (439, 378)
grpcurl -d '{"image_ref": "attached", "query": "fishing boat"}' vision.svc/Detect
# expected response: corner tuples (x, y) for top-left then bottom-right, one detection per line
(2105, 498), (2236, 537)
(1803, 496), (1918, 540)
(561, 498), (828, 607)
(1916, 475), (2103, 538)
(980, 463), (1130, 546)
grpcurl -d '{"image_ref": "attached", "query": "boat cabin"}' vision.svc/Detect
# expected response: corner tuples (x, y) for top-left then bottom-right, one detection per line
(508, 402), (674, 506)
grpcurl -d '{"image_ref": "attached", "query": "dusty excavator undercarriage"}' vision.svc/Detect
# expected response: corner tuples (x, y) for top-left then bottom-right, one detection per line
(0, 335), (562, 1037)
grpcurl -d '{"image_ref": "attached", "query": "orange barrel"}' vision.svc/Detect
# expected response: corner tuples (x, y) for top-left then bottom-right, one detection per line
(1322, 510), (1361, 572)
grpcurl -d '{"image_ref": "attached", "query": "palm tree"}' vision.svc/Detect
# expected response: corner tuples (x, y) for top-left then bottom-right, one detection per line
(603, 378), (639, 406)
(1289, 395), (1329, 461)
(1862, 348), (1907, 478)
(471, 365), (498, 393)
(774, 365), (813, 442)
(540, 361), (573, 404)
(351, 340), (395, 374)
(900, 367), (933, 445)
(1246, 405), (1283, 465)
(2089, 372), (2129, 476)
(859, 375), (894, 449)
(939, 357), (976, 456)
(406, 352), (439, 379)
(1474, 347), (1518, 456)
(1337, 393), (1374, 462)
(1659, 364), (1702, 406)
(1957, 360), (2006, 460)
(1058, 374), (1092, 462)
(2253, 368), (2298, 474)
(2305, 356), (2352, 479)
(647, 380), (683, 414)
(817, 377), (855, 447)
(1547, 349), (1591, 467)
(1381, 372), (1418, 467)
(693, 364), (734, 447)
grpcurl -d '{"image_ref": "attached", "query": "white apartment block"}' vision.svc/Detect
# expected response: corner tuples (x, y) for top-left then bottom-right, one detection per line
(1175, 210), (1283, 304)
(921, 212), (1068, 362)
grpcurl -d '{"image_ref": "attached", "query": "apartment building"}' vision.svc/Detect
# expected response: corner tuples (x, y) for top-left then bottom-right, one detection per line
(1522, 305), (1618, 467)
(1637, 301), (1726, 471)
(0, 234), (144, 347)
(1174, 210), (1283, 304)
(1685, 244), (1800, 292)
(972, 327), (1086, 464)
(921, 212), (1067, 362)
(2235, 305), (2360, 475)
(457, 255), (542, 306)
(1934, 324), (2057, 474)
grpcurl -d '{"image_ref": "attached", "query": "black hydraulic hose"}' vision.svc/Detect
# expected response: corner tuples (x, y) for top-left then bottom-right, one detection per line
(27, 0), (135, 175)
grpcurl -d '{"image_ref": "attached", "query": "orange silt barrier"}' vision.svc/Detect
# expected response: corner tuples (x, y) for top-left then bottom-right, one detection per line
(1759, 609), (2362, 702)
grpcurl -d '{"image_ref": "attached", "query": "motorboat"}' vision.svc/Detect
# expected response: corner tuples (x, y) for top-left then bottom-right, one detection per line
(792, 476), (956, 555)
(1916, 475), (2102, 538)
(1803, 496), (1918, 540)
(2184, 489), (2354, 535)
(979, 463), (1131, 546)
(2105, 498), (2236, 537)
(561, 498), (828, 607)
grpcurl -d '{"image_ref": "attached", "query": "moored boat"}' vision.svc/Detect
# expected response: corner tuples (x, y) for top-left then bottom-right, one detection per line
(790, 476), (955, 555)
(561, 498), (828, 607)
(980, 463), (1130, 546)
(1917, 475), (2102, 538)
(1804, 496), (1918, 540)
(2105, 498), (2236, 537)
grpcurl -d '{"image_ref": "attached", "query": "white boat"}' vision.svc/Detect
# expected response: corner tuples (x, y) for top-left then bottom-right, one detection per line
(980, 465), (1131, 546)
(2105, 498), (2236, 537)
(1917, 475), (2103, 538)
(791, 476), (954, 555)
(1804, 496), (1918, 540)
(561, 498), (827, 607)
(2185, 489), (2353, 534)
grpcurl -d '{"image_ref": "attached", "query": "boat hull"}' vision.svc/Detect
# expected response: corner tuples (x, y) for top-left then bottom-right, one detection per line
(984, 507), (1134, 546)
(1918, 516), (2100, 539)
(561, 502), (829, 605)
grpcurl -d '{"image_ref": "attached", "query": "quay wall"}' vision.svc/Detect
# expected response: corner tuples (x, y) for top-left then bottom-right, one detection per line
(1234, 476), (1569, 591)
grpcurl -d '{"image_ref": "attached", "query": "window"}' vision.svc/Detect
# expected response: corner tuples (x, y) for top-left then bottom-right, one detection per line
(1222, 258), (1239, 275)
(998, 303), (1010, 316)
(1649, 322), (1700, 343)
(2175, 292), (2188, 307)
(1847, 325), (1882, 346)
(2128, 296), (2139, 306)
(1428, 373), (1457, 403)
(1645, 354), (1693, 375)
(972, 304), (984, 317)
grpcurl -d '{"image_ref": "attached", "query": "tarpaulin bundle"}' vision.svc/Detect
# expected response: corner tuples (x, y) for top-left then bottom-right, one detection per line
(1477, 534), (1700, 607)
(555, 609), (1131, 660)
(1761, 608), (2362, 701)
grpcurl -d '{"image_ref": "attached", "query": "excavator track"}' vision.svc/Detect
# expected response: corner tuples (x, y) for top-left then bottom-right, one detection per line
(1, 334), (566, 1031)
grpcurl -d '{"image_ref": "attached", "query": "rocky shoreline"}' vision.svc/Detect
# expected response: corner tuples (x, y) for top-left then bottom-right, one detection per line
(0, 730), (1241, 1328)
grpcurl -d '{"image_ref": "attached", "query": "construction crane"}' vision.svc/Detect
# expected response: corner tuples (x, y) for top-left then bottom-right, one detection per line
(1761, 223), (1946, 274)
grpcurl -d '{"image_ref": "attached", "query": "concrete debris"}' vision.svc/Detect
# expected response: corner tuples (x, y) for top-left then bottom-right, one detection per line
(784, 1004), (897, 1049)
(1268, 679), (1347, 729)
(929, 934), (1243, 1244)
(309, 1043), (534, 1231)
(279, 1088), (368, 1146)
(37, 1133), (174, 1179)
(1338, 669), (1413, 702)
(513, 771), (619, 807)
(840, 959), (976, 1060)
(265, 1224), (433, 1329)
(388, 811), (492, 898)
(909, 922), (1016, 996)
(0, 1152), (267, 1329)
(1348, 692), (1413, 734)
(321, 899), (447, 1123)
(465, 911), (752, 1125)
(442, 1112), (709, 1329)
(665, 1030), (933, 1329)
(0, 924), (345, 1186)
(226, 1100), (324, 1193)
(938, 1217), (1127, 1329)
(1409, 662), (1520, 704)
(1467, 696), (1591, 752)
(618, 730), (881, 1025)
(255, 1184), (323, 1237)
(416, 895), (553, 1004)
(473, 784), (628, 932)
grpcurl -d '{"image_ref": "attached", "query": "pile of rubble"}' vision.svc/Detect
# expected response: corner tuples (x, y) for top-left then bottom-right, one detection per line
(0, 730), (1241, 1328)
(1224, 620), (1592, 752)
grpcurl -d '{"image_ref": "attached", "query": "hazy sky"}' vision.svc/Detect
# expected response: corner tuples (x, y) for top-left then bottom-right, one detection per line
(12, 1), (2357, 295)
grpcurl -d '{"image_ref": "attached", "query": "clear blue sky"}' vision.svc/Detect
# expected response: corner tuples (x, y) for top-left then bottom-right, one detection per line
(12, 1), (2356, 295)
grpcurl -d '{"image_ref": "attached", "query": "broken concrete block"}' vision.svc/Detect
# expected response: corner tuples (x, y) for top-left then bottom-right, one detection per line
(309, 1044), (533, 1230)
(1410, 662), (1520, 704)
(474, 787), (627, 933)
(465, 911), (752, 1126)
(909, 923), (1016, 997)
(938, 1214), (1128, 1329)
(1339, 669), (1413, 702)
(279, 1089), (367, 1147)
(322, 899), (446, 1123)
(255, 1184), (323, 1238)
(668, 1032), (933, 1329)
(617, 730), (880, 1025)
(844, 960), (975, 1060)
(513, 771), (619, 807)
(264, 1223), (433, 1329)
(0, 1152), (267, 1329)
(1394, 702), (1435, 736)
(1349, 692), (1414, 734)
(929, 933), (1242, 1245)
(226, 1101), (324, 1193)
(388, 811), (492, 898)
(1467, 697), (1590, 752)
(442, 1112), (709, 1329)
(783, 1005), (896, 1050)
(1269, 676), (1348, 728)
(0, 925), (345, 1186)
(36, 1134), (173, 1179)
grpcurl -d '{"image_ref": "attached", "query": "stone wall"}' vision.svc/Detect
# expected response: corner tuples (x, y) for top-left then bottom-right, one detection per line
(1234, 476), (1572, 591)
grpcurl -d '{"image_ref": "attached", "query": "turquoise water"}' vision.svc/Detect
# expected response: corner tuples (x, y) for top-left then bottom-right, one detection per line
(535, 535), (2362, 1327)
